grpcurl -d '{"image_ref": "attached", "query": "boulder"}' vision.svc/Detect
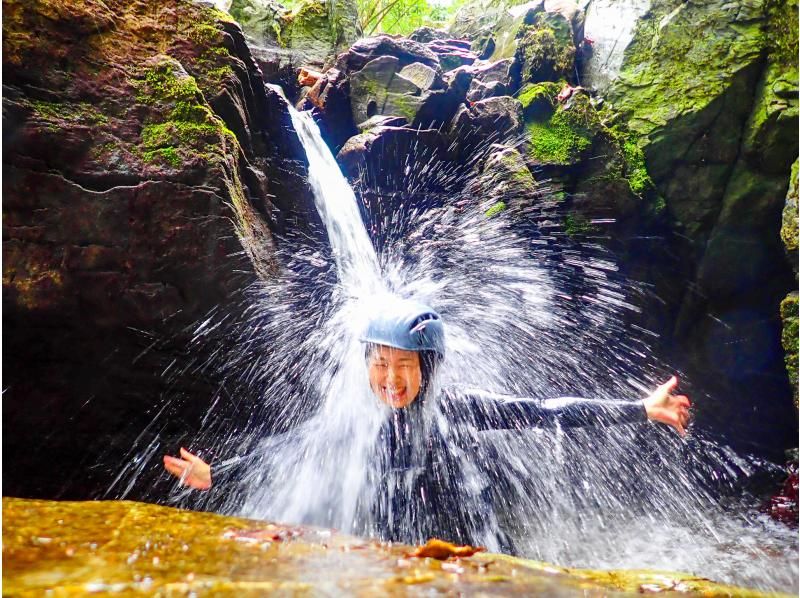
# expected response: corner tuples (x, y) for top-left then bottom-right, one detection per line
(514, 9), (576, 84)
(605, 0), (771, 241)
(449, 96), (525, 150)
(409, 26), (452, 44)
(399, 61), (440, 90)
(466, 58), (515, 101)
(349, 56), (432, 125)
(335, 34), (441, 73)
(426, 40), (479, 72)
(303, 66), (358, 150)
(451, 0), (583, 87)
(337, 126), (449, 182)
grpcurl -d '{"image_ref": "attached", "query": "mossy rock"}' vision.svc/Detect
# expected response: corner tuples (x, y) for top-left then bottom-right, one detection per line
(515, 12), (575, 84)
(2, 498), (783, 596)
(516, 80), (559, 119)
(526, 91), (599, 166)
(781, 159), (799, 273)
(472, 144), (538, 213)
(230, 0), (360, 67)
(606, 0), (770, 240)
(780, 292), (799, 408)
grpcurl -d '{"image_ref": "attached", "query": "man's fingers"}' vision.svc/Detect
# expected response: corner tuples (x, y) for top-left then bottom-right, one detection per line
(660, 375), (678, 392)
(179, 447), (197, 462)
(163, 457), (190, 479)
(675, 421), (686, 437)
(674, 395), (690, 407)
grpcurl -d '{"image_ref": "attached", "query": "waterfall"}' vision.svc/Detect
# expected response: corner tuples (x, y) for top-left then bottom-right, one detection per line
(121, 91), (796, 592)
(283, 105), (383, 296)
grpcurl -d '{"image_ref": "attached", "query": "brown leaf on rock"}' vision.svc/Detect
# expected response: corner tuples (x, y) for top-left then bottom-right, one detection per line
(406, 538), (486, 560)
(223, 526), (302, 543)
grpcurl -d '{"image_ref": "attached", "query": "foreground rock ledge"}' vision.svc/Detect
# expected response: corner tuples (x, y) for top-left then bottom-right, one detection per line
(2, 498), (780, 597)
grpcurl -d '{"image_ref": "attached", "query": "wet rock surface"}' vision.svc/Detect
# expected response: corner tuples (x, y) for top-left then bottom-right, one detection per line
(2, 497), (782, 597)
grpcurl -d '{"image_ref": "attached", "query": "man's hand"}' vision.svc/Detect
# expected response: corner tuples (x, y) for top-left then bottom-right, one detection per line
(163, 447), (212, 490)
(643, 376), (691, 436)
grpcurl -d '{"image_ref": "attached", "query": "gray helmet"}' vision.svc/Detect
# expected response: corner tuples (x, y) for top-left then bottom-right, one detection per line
(362, 301), (445, 357)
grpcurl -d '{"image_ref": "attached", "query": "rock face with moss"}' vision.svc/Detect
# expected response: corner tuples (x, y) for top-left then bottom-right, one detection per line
(451, 0), (585, 86)
(781, 160), (799, 407)
(604, 0), (798, 433)
(3, 0), (319, 499)
(229, 0), (360, 70)
(3, 497), (781, 597)
(471, 144), (540, 217)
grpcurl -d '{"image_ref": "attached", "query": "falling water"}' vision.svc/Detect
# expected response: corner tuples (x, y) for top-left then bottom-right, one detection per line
(115, 98), (797, 592)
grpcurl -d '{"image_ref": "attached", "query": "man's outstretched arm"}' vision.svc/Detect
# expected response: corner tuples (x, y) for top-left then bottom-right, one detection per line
(450, 377), (690, 435)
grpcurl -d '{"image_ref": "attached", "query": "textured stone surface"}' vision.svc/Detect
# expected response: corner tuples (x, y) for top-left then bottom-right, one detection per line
(335, 34), (441, 74)
(450, 96), (524, 147)
(603, 0), (798, 439)
(350, 56), (429, 125)
(470, 145), (539, 216)
(781, 159), (799, 274)
(2, 498), (780, 597)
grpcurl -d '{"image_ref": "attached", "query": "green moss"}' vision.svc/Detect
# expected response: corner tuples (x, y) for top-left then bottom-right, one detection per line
(386, 93), (422, 122)
(515, 16), (575, 84)
(609, 0), (765, 136)
(517, 81), (560, 118)
(564, 213), (595, 236)
(780, 292), (799, 408)
(142, 121), (232, 150)
(142, 146), (182, 167)
(766, 0), (799, 71)
(621, 138), (653, 195)
(134, 58), (239, 167)
(209, 7), (237, 23)
(30, 100), (109, 125)
(189, 23), (223, 46)
(137, 60), (203, 105)
(527, 95), (599, 165)
(781, 159), (799, 254)
(485, 201), (507, 218)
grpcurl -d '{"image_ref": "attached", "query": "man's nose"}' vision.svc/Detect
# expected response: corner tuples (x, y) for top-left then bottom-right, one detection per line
(387, 366), (402, 383)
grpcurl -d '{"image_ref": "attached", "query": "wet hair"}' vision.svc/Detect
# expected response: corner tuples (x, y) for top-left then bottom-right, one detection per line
(365, 344), (441, 406)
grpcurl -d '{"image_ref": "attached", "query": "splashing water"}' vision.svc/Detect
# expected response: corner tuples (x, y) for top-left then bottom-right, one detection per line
(115, 100), (797, 592)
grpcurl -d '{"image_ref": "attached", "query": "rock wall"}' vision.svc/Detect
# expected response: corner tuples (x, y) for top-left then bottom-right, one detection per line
(2, 0), (319, 498)
(605, 0), (798, 444)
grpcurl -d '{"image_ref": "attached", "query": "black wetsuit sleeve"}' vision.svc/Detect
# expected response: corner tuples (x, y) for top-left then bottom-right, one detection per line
(447, 388), (648, 431)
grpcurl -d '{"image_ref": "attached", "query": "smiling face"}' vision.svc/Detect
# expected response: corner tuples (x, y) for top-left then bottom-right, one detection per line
(367, 345), (423, 409)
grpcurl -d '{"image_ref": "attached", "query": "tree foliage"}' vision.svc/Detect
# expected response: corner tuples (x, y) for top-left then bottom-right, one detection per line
(356, 0), (457, 36)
